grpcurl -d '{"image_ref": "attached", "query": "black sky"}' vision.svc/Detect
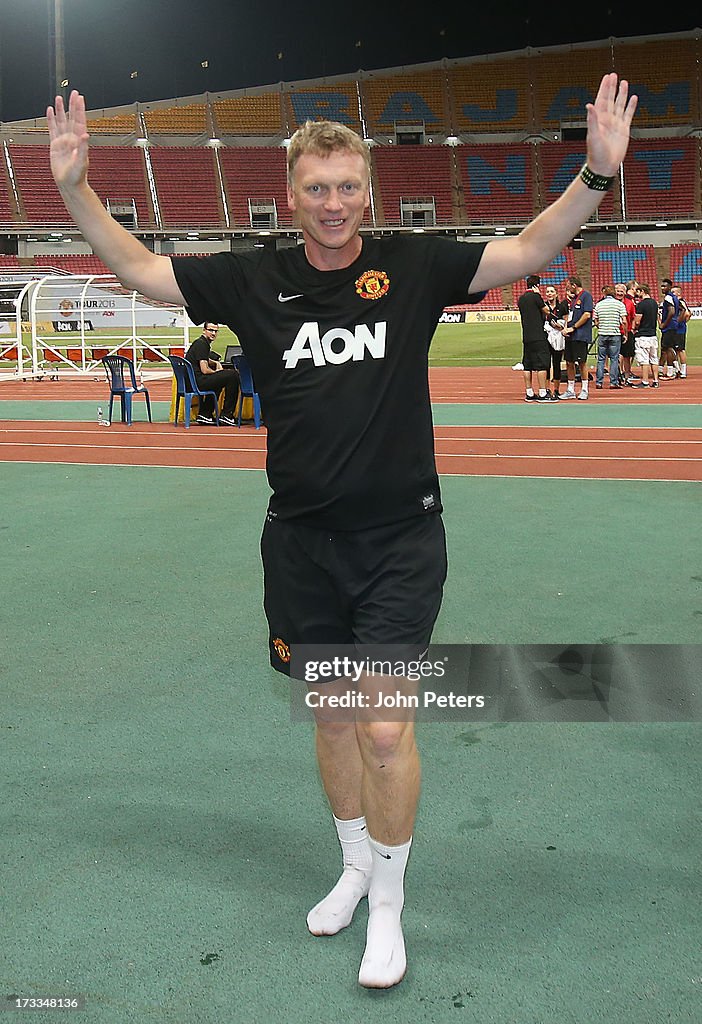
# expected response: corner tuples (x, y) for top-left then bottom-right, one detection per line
(1, 1), (700, 123)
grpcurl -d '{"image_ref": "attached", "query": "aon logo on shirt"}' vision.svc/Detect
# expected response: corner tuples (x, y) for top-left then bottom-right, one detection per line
(283, 321), (386, 369)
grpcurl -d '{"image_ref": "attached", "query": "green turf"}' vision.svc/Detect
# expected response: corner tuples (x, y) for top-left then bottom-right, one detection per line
(428, 319), (702, 366)
(438, 474), (702, 644)
(0, 401), (172, 422)
(1, 370), (700, 1022)
(432, 401), (702, 427)
(4, 398), (702, 428)
(4, 320), (700, 370)
(2, 463), (701, 1023)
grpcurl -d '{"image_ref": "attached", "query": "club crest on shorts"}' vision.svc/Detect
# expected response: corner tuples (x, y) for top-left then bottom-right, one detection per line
(272, 637), (291, 663)
(355, 269), (390, 300)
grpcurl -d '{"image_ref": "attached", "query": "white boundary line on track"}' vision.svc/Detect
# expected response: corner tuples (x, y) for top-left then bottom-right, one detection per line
(0, 441), (267, 454)
(2, 459), (700, 484)
(0, 459), (265, 472)
(439, 471), (702, 483)
(434, 452), (702, 463)
(1, 441), (700, 467)
(3, 424), (701, 441)
(0, 425), (265, 439)
(4, 431), (701, 448)
(434, 435), (702, 446)
(433, 423), (702, 433)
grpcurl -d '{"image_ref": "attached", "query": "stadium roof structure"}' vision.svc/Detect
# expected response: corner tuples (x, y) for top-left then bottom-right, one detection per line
(2, 30), (702, 244)
(4, 29), (701, 138)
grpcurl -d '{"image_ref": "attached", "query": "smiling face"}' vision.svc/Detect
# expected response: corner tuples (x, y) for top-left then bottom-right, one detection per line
(287, 149), (370, 270)
(544, 285), (558, 303)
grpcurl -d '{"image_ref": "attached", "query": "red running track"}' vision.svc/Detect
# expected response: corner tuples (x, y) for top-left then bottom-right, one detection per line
(1, 420), (701, 481)
(427, 367), (702, 404)
(3, 366), (702, 404)
(2, 367), (701, 480)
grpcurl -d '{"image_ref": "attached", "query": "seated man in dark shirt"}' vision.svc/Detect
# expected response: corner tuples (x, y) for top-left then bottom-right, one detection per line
(185, 322), (239, 425)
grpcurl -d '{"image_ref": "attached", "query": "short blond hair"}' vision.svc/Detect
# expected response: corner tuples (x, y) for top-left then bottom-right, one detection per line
(287, 120), (370, 185)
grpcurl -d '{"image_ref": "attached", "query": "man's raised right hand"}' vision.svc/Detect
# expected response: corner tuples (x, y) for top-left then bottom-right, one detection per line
(47, 90), (90, 191)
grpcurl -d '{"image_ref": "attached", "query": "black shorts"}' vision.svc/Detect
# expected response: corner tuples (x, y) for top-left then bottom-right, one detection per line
(674, 333), (687, 351)
(261, 512), (448, 677)
(661, 330), (678, 351)
(522, 338), (550, 371)
(565, 338), (589, 365)
(620, 332), (635, 358)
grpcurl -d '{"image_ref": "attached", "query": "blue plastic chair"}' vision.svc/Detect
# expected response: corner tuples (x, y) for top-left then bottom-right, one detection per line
(236, 354), (262, 429)
(167, 354), (220, 428)
(101, 354), (152, 425)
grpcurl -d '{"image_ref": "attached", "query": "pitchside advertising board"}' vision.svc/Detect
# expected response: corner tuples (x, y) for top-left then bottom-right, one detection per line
(439, 307), (702, 323)
(439, 309), (521, 324)
(36, 302), (702, 330)
(32, 289), (187, 332)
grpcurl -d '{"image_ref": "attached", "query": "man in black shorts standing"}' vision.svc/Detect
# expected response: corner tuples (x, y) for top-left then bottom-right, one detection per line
(47, 74), (636, 989)
(671, 286), (690, 379)
(659, 277), (680, 380)
(562, 275), (594, 400)
(517, 275), (550, 402)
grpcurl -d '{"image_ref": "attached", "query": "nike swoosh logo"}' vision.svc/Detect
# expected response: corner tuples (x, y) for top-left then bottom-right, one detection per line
(378, 852), (391, 860)
(278, 292), (303, 302)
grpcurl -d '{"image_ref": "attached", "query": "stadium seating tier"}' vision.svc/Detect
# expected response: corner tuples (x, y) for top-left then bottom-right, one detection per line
(2, 33), (702, 250)
(150, 147), (223, 227)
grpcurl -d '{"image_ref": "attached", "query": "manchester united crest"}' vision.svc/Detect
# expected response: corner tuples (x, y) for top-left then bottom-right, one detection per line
(355, 269), (390, 300)
(272, 637), (291, 663)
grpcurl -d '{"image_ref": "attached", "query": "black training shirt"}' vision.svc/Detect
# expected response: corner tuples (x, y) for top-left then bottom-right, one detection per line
(517, 289), (547, 342)
(185, 335), (213, 380)
(172, 235), (486, 530)
(635, 297), (659, 337)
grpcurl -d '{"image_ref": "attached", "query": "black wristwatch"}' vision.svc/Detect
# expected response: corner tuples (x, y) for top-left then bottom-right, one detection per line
(579, 163), (615, 192)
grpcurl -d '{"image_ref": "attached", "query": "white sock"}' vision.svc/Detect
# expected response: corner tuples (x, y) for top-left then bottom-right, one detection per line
(358, 835), (412, 989)
(580, 381), (588, 394)
(538, 389), (547, 397)
(307, 815), (372, 936)
(681, 365), (687, 377)
(526, 388), (534, 397)
(565, 383), (575, 393)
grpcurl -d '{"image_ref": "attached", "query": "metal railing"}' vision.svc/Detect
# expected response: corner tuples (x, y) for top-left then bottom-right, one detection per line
(1, 273), (188, 380)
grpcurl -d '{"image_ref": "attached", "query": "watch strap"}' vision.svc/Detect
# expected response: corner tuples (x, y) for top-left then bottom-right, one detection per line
(579, 163), (615, 192)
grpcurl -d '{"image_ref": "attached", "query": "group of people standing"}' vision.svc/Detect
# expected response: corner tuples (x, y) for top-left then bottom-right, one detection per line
(517, 275), (691, 401)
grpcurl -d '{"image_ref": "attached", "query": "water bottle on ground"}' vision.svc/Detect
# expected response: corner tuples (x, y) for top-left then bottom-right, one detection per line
(96, 406), (110, 426)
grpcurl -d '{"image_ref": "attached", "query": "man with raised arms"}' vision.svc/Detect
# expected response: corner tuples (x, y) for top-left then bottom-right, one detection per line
(48, 75), (636, 989)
